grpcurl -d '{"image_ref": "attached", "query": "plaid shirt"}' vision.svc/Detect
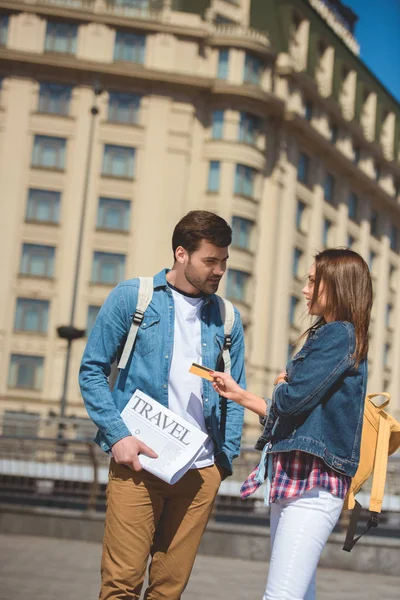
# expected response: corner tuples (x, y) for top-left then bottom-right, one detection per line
(240, 450), (351, 503)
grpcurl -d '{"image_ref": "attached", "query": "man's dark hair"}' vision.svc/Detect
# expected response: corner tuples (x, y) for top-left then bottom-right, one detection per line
(172, 210), (232, 257)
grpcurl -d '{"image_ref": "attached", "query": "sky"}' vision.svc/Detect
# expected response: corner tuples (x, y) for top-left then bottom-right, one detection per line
(344, 0), (400, 102)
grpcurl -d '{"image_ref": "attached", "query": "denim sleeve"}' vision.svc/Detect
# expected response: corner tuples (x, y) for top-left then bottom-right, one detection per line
(273, 323), (353, 419)
(78, 284), (136, 447)
(219, 310), (246, 472)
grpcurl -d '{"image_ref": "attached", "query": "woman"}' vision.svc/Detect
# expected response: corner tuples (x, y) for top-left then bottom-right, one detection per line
(211, 249), (372, 600)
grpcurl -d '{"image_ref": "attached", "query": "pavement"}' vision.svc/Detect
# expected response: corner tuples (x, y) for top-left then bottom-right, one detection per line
(1, 534), (399, 599)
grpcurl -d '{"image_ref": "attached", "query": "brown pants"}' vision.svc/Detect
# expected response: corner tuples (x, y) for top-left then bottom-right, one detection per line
(99, 460), (223, 600)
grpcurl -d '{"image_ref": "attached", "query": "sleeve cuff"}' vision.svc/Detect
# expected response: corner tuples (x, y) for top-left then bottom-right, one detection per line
(259, 397), (272, 426)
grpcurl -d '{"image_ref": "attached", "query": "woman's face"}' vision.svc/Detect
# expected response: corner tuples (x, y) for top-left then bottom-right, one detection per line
(302, 263), (330, 320)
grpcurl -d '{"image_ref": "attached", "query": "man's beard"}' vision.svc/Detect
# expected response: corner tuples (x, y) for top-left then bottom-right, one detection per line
(184, 264), (221, 295)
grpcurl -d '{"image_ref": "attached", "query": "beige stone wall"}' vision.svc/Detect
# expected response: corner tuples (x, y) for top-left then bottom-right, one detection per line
(0, 1), (399, 440)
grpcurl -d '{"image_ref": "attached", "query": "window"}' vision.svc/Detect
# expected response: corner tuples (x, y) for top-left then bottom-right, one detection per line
(330, 123), (338, 144)
(297, 153), (310, 185)
(232, 216), (253, 250)
(323, 219), (332, 247)
(305, 100), (313, 121)
(0, 14), (8, 46)
(114, 31), (146, 64)
(15, 298), (49, 334)
(215, 14), (235, 24)
(369, 250), (376, 273)
(324, 173), (335, 204)
(386, 304), (393, 329)
(293, 248), (303, 278)
(31, 135), (66, 170)
(45, 21), (77, 55)
(389, 264), (397, 290)
(114, 0), (150, 6)
(370, 210), (379, 237)
(296, 200), (306, 231)
(207, 161), (220, 192)
(244, 53), (263, 85)
(234, 164), (256, 198)
(108, 92), (141, 124)
(87, 305), (101, 336)
(217, 49), (229, 80)
(38, 82), (72, 116)
(3, 410), (40, 438)
(25, 189), (61, 224)
(287, 343), (296, 363)
(353, 145), (360, 165)
(8, 355), (44, 391)
(239, 112), (260, 145)
(347, 235), (355, 248)
(211, 110), (224, 139)
(92, 252), (125, 285)
(375, 162), (381, 182)
(348, 193), (358, 221)
(97, 197), (131, 231)
(390, 225), (398, 252)
(226, 269), (250, 303)
(102, 145), (135, 178)
(384, 343), (391, 368)
(289, 296), (299, 325)
(20, 244), (55, 278)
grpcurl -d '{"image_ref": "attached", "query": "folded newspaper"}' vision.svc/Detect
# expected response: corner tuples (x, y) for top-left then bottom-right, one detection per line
(120, 389), (209, 484)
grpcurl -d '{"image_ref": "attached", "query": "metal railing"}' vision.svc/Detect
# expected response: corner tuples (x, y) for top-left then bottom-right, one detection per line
(1, 414), (399, 530)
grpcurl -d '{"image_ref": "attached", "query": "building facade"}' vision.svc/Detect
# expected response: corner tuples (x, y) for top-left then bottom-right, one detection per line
(0, 0), (399, 439)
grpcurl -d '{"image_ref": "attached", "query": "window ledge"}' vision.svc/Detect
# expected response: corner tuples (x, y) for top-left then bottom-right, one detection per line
(101, 174), (135, 182)
(13, 330), (48, 337)
(44, 50), (76, 58)
(25, 220), (60, 227)
(233, 193), (258, 203)
(103, 120), (143, 128)
(231, 244), (255, 256)
(17, 274), (55, 281)
(95, 227), (129, 234)
(32, 111), (74, 120)
(31, 165), (65, 173)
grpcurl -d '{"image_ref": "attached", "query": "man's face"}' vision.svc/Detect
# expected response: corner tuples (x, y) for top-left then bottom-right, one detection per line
(181, 240), (229, 295)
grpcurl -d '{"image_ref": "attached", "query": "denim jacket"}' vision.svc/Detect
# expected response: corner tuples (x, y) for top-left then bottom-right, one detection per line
(79, 269), (246, 474)
(255, 321), (367, 477)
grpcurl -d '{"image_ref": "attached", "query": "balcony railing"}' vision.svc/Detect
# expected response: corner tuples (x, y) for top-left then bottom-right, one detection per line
(210, 24), (270, 49)
(16, 0), (166, 24)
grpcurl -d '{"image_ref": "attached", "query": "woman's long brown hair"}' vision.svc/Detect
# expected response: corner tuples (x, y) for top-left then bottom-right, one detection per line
(305, 249), (373, 367)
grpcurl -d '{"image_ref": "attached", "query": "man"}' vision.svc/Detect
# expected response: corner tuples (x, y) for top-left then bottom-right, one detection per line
(79, 210), (246, 599)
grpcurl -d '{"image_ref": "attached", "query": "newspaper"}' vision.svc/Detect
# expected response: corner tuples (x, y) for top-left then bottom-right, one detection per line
(120, 389), (209, 484)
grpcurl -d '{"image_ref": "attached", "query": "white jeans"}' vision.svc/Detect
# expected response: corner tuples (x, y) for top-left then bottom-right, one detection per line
(263, 487), (344, 600)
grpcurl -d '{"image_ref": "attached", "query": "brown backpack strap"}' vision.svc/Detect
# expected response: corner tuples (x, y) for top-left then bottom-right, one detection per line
(369, 413), (391, 512)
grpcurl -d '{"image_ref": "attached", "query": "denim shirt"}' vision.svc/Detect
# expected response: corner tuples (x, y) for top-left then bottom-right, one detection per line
(79, 269), (246, 473)
(255, 321), (367, 478)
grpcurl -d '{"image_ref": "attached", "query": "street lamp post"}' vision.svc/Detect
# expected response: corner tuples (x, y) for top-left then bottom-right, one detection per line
(57, 84), (104, 438)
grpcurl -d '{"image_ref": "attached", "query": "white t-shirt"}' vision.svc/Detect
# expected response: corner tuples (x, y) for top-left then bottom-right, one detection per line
(168, 286), (214, 469)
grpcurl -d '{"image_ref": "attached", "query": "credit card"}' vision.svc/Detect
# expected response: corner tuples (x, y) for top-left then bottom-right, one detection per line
(189, 362), (214, 382)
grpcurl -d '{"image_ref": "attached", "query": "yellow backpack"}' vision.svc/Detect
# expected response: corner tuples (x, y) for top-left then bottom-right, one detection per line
(342, 393), (400, 551)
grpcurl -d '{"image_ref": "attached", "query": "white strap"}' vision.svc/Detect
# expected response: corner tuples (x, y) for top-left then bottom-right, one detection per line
(117, 277), (154, 370)
(216, 296), (235, 375)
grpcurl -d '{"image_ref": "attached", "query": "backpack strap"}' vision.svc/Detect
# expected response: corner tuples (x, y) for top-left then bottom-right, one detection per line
(118, 277), (154, 370)
(369, 411), (391, 513)
(215, 296), (235, 375)
(215, 296), (235, 439)
(343, 398), (391, 552)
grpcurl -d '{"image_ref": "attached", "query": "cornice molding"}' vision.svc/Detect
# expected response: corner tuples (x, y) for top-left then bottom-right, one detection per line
(277, 66), (400, 176)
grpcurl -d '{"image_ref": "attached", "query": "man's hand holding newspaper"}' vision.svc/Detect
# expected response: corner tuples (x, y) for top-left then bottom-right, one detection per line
(112, 390), (209, 484)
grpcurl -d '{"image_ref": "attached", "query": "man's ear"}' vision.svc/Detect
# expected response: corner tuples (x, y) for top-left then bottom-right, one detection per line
(175, 245), (188, 265)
